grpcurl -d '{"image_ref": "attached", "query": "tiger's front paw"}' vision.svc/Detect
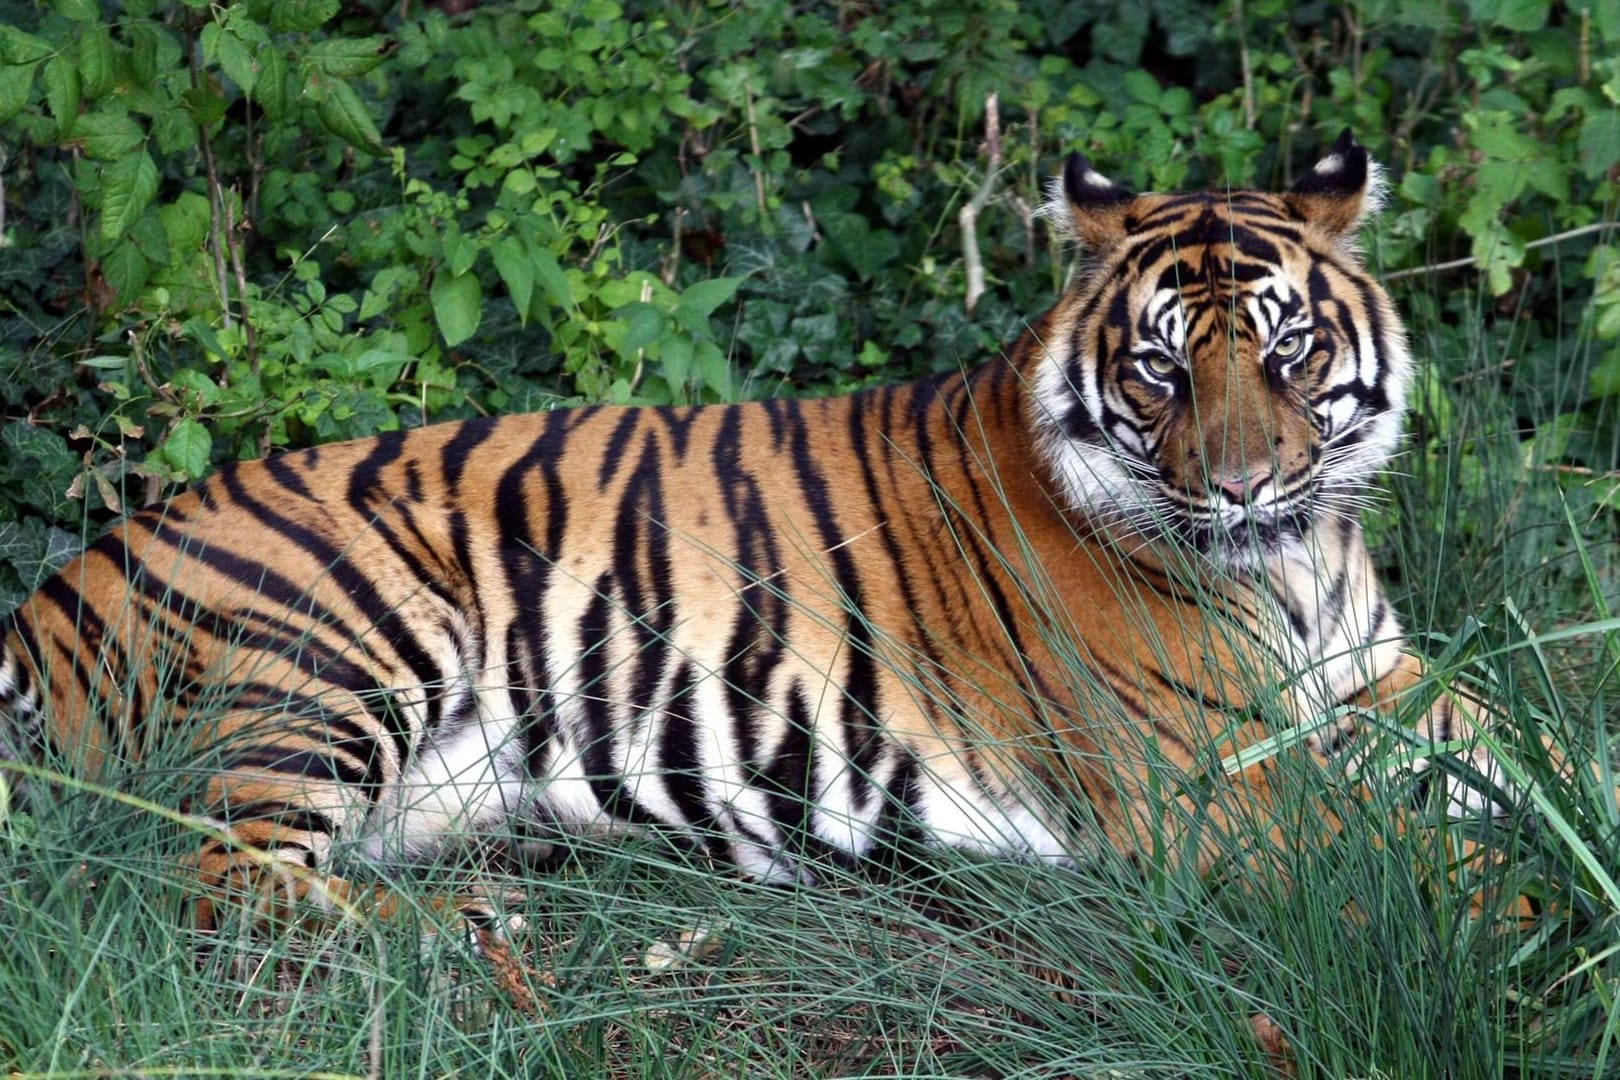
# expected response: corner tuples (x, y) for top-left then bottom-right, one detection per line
(1412, 688), (1512, 820)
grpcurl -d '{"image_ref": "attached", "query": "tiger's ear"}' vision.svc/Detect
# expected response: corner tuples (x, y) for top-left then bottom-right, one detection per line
(1285, 129), (1386, 240)
(1046, 152), (1137, 250)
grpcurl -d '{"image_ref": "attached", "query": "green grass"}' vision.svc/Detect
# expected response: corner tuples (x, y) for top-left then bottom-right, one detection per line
(3, 281), (1619, 1079)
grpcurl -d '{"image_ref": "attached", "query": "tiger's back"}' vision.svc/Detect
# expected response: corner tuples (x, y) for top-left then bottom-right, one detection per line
(1, 132), (1453, 921)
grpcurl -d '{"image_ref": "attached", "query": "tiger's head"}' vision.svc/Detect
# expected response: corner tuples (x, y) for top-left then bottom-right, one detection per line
(1030, 130), (1412, 567)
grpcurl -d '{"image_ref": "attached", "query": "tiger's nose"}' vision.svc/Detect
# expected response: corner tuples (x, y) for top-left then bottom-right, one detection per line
(1217, 468), (1272, 504)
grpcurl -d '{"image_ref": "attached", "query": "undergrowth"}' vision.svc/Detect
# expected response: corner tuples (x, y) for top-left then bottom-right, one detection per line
(1, 2), (1618, 1077)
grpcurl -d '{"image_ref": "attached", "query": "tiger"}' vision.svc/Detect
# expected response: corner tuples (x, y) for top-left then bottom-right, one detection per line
(0, 130), (1495, 938)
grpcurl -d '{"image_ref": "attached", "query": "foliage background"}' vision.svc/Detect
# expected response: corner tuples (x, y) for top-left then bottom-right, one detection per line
(0, 0), (1617, 612)
(1, 0), (1619, 1076)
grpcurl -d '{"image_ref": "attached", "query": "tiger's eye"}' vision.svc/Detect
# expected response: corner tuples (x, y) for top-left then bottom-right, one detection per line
(1141, 353), (1179, 378)
(1272, 331), (1306, 360)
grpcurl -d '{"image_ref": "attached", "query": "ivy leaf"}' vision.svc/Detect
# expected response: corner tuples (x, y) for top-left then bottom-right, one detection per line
(0, 519), (82, 595)
(100, 148), (159, 242)
(159, 418), (212, 480)
(312, 77), (384, 155)
(431, 270), (482, 347)
(0, 421), (81, 522)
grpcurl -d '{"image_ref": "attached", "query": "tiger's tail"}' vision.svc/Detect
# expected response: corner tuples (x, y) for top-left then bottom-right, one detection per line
(0, 631), (44, 783)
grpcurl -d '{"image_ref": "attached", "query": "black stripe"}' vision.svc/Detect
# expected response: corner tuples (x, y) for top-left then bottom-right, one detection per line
(441, 416), (499, 494)
(208, 798), (335, 838)
(658, 407), (701, 460)
(788, 401), (885, 806)
(616, 432), (676, 726)
(346, 437), (463, 614)
(658, 662), (716, 843)
(575, 581), (661, 827)
(218, 474), (443, 723)
(716, 405), (787, 767)
(599, 409), (643, 490)
(501, 410), (586, 774)
(219, 744), (365, 786)
(262, 453), (315, 502)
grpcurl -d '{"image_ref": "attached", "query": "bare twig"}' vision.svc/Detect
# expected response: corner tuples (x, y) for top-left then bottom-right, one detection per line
(1384, 221), (1618, 282)
(801, 200), (822, 245)
(1233, 0), (1256, 129)
(960, 93), (1001, 315)
(222, 187), (258, 378)
(192, 50), (234, 331)
(743, 81), (767, 214)
(662, 205), (686, 288)
(1527, 462), (1620, 481)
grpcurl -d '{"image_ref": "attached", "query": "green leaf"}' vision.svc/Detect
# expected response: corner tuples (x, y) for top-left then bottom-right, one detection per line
(1580, 110), (1620, 180)
(0, 61), (40, 124)
(444, 230), (477, 277)
(676, 275), (745, 320)
(151, 104), (198, 155)
(159, 418), (213, 479)
(270, 0), (339, 32)
(430, 270), (482, 347)
(0, 519), (82, 593)
(491, 237), (535, 323)
(255, 47), (288, 118)
(204, 23), (256, 97)
(359, 265), (419, 322)
(128, 23), (180, 84)
(694, 340), (734, 398)
(99, 240), (149, 303)
(78, 26), (113, 100)
(661, 334), (692, 391)
(617, 302), (667, 356)
(1597, 0), (1620, 40)
(73, 109), (145, 159)
(0, 421), (81, 522)
(312, 77), (384, 154)
(305, 36), (389, 78)
(43, 53), (80, 136)
(100, 149), (159, 242)
(532, 248), (573, 308)
(57, 0), (100, 20)
(1470, 0), (1549, 32)
(0, 26), (53, 65)
(158, 191), (212, 252)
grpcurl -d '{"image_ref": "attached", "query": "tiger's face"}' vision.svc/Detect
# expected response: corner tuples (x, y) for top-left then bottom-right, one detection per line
(1031, 132), (1412, 567)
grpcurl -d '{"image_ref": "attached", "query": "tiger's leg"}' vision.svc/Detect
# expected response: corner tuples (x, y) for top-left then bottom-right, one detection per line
(182, 704), (547, 1011)
(1352, 650), (1509, 818)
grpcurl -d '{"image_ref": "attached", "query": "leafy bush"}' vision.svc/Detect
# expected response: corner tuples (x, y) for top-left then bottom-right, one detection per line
(3, 0), (1618, 609)
(2, 2), (1619, 1074)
